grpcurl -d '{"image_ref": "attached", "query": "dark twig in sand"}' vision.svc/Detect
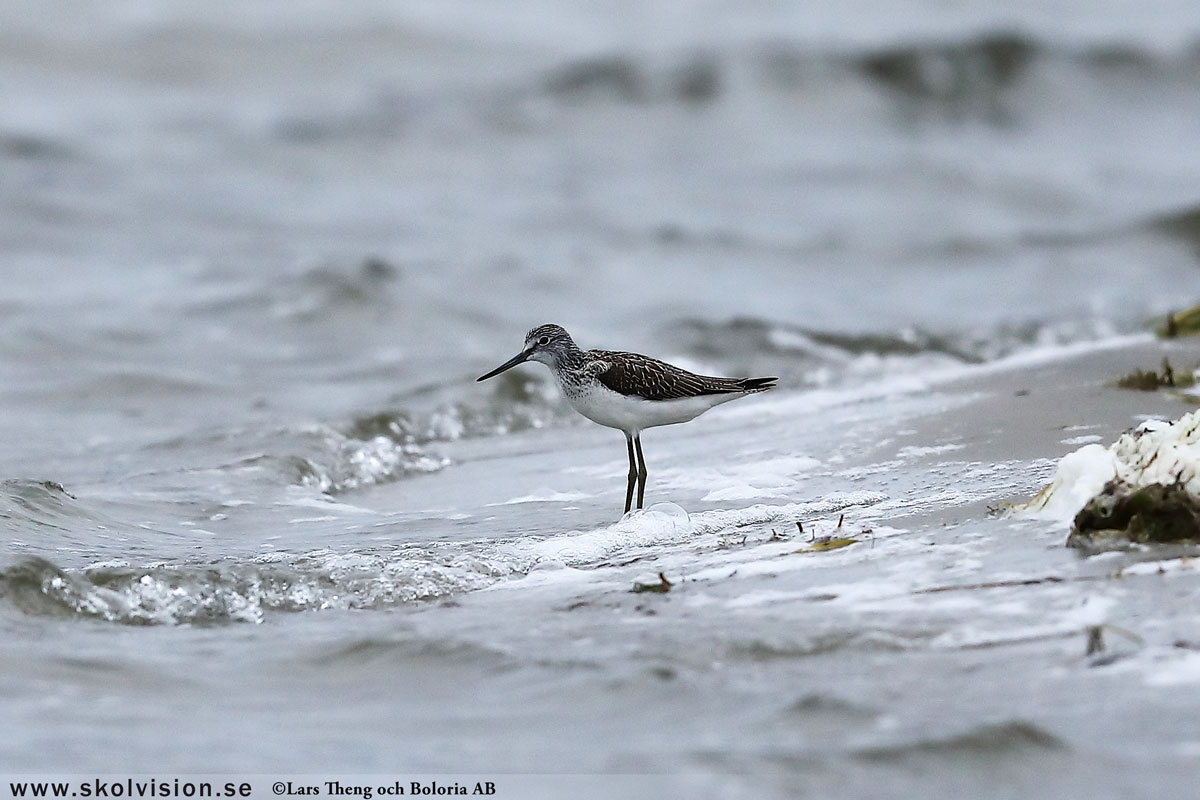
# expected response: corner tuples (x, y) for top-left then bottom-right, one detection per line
(915, 575), (1072, 594)
(1086, 626), (1105, 656)
(632, 572), (673, 594)
(1086, 624), (1145, 666)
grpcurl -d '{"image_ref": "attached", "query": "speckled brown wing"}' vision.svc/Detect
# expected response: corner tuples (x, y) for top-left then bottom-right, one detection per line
(589, 350), (774, 400)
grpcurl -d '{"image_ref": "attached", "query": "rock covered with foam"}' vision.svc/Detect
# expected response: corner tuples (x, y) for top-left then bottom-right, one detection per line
(1028, 409), (1200, 546)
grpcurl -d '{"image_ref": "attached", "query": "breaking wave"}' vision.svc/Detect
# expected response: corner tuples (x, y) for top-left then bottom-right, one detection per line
(662, 315), (1124, 387)
(291, 370), (573, 494)
(0, 479), (82, 528)
(0, 493), (884, 625)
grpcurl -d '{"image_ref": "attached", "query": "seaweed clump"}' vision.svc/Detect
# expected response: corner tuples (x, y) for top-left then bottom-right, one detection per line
(1068, 479), (1200, 549)
(1157, 304), (1200, 339)
(1112, 357), (1195, 391)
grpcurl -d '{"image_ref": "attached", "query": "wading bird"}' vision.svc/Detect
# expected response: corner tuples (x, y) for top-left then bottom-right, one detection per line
(477, 324), (776, 513)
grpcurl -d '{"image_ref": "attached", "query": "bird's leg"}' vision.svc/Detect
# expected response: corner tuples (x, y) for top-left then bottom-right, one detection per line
(634, 435), (648, 510)
(624, 435), (638, 514)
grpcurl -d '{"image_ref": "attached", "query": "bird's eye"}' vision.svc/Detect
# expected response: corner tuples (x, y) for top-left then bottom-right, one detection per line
(538, 336), (550, 346)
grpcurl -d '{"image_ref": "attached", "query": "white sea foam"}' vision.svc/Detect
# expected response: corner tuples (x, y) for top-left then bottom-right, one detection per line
(1027, 409), (1200, 522)
(496, 492), (886, 568)
(508, 503), (693, 564)
(1026, 444), (1120, 522)
(1060, 435), (1103, 445)
(655, 454), (820, 502)
(700, 485), (791, 502)
(897, 443), (965, 458)
(492, 490), (592, 505)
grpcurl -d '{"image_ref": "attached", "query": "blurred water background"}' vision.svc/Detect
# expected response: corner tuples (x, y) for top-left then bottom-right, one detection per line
(3, 1), (1200, 794)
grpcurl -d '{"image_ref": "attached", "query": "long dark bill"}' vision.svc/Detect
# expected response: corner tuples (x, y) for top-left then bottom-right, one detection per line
(476, 350), (531, 382)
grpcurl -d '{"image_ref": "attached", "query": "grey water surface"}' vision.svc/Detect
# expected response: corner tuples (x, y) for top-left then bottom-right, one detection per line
(3, 1), (1200, 796)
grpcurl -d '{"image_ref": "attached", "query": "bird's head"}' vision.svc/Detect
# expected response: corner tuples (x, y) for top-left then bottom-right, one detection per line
(476, 323), (578, 381)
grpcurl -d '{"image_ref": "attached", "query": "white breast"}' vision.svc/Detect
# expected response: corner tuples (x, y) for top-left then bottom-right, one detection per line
(562, 381), (742, 435)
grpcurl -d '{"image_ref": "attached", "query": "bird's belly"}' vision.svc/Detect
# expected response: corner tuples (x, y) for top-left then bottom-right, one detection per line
(564, 385), (736, 434)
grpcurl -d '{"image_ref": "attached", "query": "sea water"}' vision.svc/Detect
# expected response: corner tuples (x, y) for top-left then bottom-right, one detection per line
(3, 1), (1200, 796)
